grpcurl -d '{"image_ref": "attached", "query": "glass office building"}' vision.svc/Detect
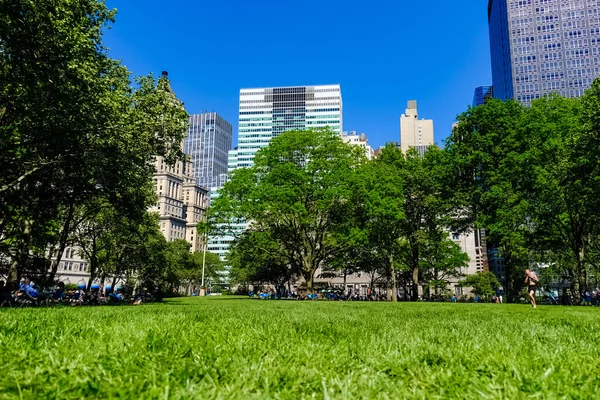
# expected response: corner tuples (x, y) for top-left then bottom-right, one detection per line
(488, 0), (600, 104)
(233, 85), (342, 169)
(473, 86), (494, 106)
(184, 112), (232, 190)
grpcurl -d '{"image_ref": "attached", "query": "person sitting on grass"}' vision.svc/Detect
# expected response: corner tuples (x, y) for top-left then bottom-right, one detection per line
(525, 269), (539, 309)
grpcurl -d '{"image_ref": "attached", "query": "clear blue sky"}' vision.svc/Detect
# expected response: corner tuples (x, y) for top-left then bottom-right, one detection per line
(104, 0), (492, 149)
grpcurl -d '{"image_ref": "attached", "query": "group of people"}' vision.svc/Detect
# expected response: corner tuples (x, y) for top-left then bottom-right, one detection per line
(0, 278), (63, 306)
(0, 278), (134, 307)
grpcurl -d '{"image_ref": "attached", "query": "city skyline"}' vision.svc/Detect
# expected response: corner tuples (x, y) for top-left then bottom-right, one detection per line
(103, 0), (493, 149)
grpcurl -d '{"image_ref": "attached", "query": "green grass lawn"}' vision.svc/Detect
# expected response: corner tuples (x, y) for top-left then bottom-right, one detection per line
(1, 298), (599, 399)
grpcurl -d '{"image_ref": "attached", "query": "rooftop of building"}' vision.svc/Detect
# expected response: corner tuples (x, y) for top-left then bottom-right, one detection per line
(240, 84), (340, 92)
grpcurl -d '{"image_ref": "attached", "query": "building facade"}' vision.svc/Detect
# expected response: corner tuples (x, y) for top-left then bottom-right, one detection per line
(54, 246), (91, 286)
(184, 112), (232, 190)
(473, 85), (495, 106)
(489, 0), (600, 104)
(341, 131), (374, 160)
(450, 229), (489, 295)
(150, 155), (208, 253)
(399, 100), (434, 154)
(232, 85), (342, 169)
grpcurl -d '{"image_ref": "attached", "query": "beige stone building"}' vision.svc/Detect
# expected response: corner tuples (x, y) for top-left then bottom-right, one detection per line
(150, 155), (208, 253)
(400, 100), (434, 154)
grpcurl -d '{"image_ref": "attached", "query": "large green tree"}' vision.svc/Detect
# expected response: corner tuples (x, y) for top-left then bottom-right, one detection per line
(347, 144), (406, 301)
(0, 0), (188, 287)
(523, 93), (599, 293)
(228, 230), (293, 289)
(207, 128), (364, 292)
(446, 99), (531, 299)
(395, 146), (454, 300)
(420, 235), (469, 296)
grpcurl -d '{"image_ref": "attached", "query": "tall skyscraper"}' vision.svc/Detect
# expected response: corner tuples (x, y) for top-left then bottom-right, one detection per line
(473, 86), (494, 106)
(230, 85), (342, 170)
(184, 112), (232, 190)
(488, 0), (600, 104)
(399, 100), (434, 154)
(209, 84), (343, 269)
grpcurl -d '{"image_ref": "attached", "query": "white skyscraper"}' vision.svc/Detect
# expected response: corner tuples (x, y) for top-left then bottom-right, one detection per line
(208, 85), (343, 271)
(230, 85), (342, 170)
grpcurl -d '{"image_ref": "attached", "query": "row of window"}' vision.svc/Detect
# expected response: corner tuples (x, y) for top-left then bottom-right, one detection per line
(566, 58), (591, 67)
(241, 88), (339, 96)
(240, 104), (341, 111)
(58, 262), (88, 272)
(239, 111), (271, 115)
(515, 64), (538, 74)
(540, 71), (565, 80)
(239, 96), (340, 104)
(517, 77), (593, 92)
(538, 61), (560, 71)
(516, 93), (541, 103)
(239, 114), (340, 124)
(567, 68), (593, 77)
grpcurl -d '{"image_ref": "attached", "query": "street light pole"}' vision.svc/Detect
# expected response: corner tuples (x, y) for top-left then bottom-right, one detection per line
(201, 235), (207, 289)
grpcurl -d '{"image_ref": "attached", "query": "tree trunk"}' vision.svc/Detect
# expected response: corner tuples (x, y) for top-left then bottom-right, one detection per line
(6, 218), (32, 289)
(579, 247), (586, 293)
(411, 266), (419, 301)
(502, 245), (514, 302)
(390, 253), (397, 303)
(306, 274), (314, 294)
(86, 238), (98, 290)
(343, 268), (348, 296)
(302, 258), (317, 294)
(410, 242), (420, 301)
(47, 201), (75, 286)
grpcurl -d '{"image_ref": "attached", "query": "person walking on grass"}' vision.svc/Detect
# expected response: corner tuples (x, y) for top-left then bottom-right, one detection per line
(525, 269), (539, 308)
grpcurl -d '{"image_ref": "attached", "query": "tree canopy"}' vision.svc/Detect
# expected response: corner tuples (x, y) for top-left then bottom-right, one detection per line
(0, 0), (189, 293)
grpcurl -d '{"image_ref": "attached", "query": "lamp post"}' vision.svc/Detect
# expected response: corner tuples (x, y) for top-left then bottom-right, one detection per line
(200, 234), (207, 296)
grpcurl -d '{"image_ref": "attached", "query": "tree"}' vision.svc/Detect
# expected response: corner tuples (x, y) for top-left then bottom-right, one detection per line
(446, 99), (531, 299)
(460, 272), (501, 298)
(207, 128), (364, 293)
(181, 251), (223, 293)
(447, 90), (600, 299)
(0, 1), (188, 288)
(228, 231), (293, 289)
(523, 92), (600, 294)
(347, 144), (406, 301)
(420, 236), (469, 296)
(395, 146), (454, 301)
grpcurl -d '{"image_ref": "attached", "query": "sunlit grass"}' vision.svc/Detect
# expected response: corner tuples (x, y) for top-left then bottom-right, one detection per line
(1, 298), (599, 399)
